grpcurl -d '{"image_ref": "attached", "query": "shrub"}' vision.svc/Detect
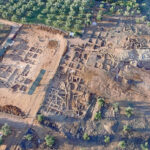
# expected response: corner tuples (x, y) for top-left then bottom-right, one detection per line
(147, 22), (150, 27)
(94, 112), (102, 120)
(141, 142), (149, 150)
(113, 103), (119, 113)
(37, 114), (44, 123)
(131, 10), (135, 16)
(24, 134), (33, 141)
(110, 6), (115, 13)
(97, 14), (102, 21)
(45, 135), (55, 147)
(142, 16), (147, 21)
(37, 14), (43, 20)
(21, 17), (27, 23)
(141, 3), (146, 8)
(11, 15), (18, 22)
(97, 97), (105, 107)
(83, 133), (90, 140)
(118, 141), (126, 149)
(116, 9), (123, 15)
(123, 125), (131, 133)
(136, 9), (141, 14)
(125, 107), (133, 118)
(124, 11), (130, 16)
(104, 136), (110, 144)
(99, 4), (104, 8)
(135, 18), (141, 24)
(1, 123), (11, 136)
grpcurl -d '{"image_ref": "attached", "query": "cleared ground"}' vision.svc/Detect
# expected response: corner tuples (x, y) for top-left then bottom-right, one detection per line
(1, 0), (150, 149)
(0, 24), (67, 120)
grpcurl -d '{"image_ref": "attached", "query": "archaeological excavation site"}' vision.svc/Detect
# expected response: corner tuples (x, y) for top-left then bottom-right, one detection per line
(1, 0), (150, 149)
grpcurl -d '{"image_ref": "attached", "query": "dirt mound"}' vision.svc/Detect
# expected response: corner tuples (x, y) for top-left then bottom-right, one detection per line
(0, 105), (25, 117)
(47, 40), (58, 49)
(23, 24), (68, 37)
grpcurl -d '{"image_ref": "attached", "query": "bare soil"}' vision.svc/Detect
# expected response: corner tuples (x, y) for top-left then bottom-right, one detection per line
(0, 24), (67, 122)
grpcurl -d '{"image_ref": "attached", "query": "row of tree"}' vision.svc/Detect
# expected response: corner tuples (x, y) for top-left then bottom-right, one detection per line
(0, 0), (95, 32)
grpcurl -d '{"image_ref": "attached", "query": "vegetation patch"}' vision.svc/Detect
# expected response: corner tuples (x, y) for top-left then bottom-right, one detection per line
(0, 0), (95, 32)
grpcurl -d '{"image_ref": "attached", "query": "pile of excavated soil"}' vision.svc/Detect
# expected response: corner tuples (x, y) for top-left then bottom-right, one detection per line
(0, 105), (25, 117)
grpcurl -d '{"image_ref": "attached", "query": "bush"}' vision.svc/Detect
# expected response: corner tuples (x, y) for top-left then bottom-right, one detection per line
(24, 134), (33, 141)
(83, 133), (90, 140)
(104, 136), (110, 144)
(37, 114), (44, 123)
(37, 14), (43, 20)
(141, 142), (149, 150)
(116, 9), (123, 15)
(142, 16), (147, 21)
(110, 6), (115, 13)
(135, 18), (141, 24)
(11, 15), (18, 22)
(118, 141), (126, 149)
(124, 11), (130, 16)
(97, 97), (105, 107)
(94, 112), (102, 120)
(125, 107), (133, 118)
(97, 14), (102, 21)
(147, 22), (150, 27)
(113, 103), (119, 113)
(21, 17), (27, 23)
(1, 123), (11, 136)
(45, 135), (55, 147)
(123, 125), (131, 133)
(99, 4), (104, 8)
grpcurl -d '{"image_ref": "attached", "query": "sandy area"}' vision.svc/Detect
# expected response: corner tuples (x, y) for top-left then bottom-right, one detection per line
(0, 25), (67, 122)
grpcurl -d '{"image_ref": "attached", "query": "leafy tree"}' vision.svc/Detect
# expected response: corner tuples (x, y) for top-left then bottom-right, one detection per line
(24, 134), (33, 141)
(123, 125), (131, 133)
(97, 97), (105, 107)
(118, 141), (126, 149)
(45, 19), (52, 25)
(110, 6), (115, 13)
(79, 6), (86, 14)
(26, 11), (33, 17)
(86, 13), (92, 19)
(21, 17), (27, 23)
(147, 22), (150, 27)
(94, 112), (102, 120)
(1, 123), (11, 136)
(47, 14), (56, 21)
(83, 133), (90, 140)
(37, 14), (43, 20)
(74, 24), (82, 31)
(16, 9), (21, 16)
(41, 9), (49, 15)
(125, 107), (133, 118)
(2, 12), (9, 19)
(97, 14), (102, 21)
(100, 4), (104, 8)
(37, 114), (44, 123)
(113, 103), (119, 113)
(104, 136), (110, 144)
(69, 10), (76, 16)
(141, 142), (149, 150)
(45, 135), (55, 147)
